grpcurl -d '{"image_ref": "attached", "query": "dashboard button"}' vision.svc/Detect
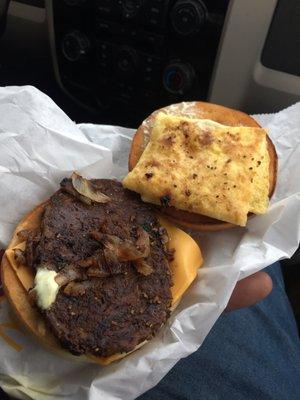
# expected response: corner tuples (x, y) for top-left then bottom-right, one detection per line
(122, 0), (143, 19)
(163, 62), (195, 95)
(116, 46), (139, 76)
(95, 19), (124, 35)
(138, 30), (164, 47)
(95, 0), (121, 18)
(61, 31), (90, 62)
(171, 0), (207, 36)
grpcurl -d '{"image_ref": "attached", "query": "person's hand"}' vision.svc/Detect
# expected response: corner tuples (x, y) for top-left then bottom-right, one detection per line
(226, 272), (273, 311)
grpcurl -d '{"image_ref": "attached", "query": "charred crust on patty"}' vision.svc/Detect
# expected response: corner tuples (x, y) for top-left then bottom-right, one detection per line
(160, 195), (171, 207)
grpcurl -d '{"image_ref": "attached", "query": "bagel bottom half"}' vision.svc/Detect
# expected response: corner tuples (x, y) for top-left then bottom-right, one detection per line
(1, 202), (203, 365)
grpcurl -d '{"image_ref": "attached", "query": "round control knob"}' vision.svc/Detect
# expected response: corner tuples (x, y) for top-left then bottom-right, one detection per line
(122, 0), (143, 18)
(116, 46), (139, 76)
(61, 31), (90, 62)
(163, 62), (195, 95)
(171, 0), (207, 36)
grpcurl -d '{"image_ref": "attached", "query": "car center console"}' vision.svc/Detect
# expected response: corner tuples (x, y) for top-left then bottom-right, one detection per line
(209, 0), (300, 113)
(47, 0), (229, 126)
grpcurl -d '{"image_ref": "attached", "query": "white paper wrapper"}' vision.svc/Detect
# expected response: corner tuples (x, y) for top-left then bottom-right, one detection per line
(0, 86), (299, 400)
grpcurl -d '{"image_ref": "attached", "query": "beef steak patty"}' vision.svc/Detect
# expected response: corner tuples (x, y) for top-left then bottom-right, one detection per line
(26, 179), (172, 357)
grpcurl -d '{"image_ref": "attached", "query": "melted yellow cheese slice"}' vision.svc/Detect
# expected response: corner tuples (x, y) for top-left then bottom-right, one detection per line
(158, 217), (203, 304)
(123, 113), (270, 226)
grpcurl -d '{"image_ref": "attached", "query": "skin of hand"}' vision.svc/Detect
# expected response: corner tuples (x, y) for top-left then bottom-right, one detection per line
(226, 272), (273, 311)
